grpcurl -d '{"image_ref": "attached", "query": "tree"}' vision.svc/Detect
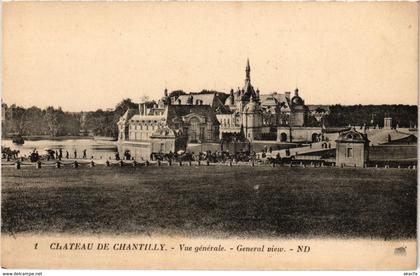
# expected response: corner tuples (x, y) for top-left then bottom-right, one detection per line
(45, 106), (60, 136)
(8, 105), (27, 135)
(169, 90), (187, 98)
(114, 99), (138, 117)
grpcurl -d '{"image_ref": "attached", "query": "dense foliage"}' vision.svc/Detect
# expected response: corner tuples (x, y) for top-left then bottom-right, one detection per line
(323, 105), (418, 128)
(2, 104), (81, 137)
(2, 98), (138, 138)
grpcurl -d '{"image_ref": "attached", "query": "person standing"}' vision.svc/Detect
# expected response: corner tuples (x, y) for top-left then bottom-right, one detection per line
(66, 151), (69, 159)
(74, 150), (77, 159)
(83, 149), (87, 159)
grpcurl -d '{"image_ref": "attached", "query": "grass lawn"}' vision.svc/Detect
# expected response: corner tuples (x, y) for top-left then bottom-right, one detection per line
(1, 166), (416, 239)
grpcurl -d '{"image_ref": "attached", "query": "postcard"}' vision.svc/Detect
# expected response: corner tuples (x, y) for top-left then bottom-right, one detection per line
(1, 1), (418, 270)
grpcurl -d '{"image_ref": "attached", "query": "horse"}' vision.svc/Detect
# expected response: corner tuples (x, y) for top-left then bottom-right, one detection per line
(1, 147), (20, 160)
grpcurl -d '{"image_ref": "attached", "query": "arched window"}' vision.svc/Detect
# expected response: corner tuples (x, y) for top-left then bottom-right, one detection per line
(190, 117), (200, 142)
(280, 133), (288, 142)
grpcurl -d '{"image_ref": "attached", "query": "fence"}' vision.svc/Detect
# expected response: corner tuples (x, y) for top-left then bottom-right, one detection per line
(2, 158), (417, 170)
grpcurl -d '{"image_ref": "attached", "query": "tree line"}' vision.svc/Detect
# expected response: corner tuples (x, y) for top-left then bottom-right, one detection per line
(323, 104), (418, 128)
(2, 104), (81, 137)
(2, 99), (138, 138)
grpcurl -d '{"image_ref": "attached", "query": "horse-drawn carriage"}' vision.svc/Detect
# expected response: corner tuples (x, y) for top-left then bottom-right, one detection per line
(1, 146), (20, 160)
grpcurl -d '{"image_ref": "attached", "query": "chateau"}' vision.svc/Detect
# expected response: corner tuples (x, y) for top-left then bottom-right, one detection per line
(118, 60), (322, 152)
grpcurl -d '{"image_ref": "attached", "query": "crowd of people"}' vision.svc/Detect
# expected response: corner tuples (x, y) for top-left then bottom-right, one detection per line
(150, 150), (259, 163)
(40, 148), (90, 161)
(3, 145), (305, 165)
(4, 148), (91, 163)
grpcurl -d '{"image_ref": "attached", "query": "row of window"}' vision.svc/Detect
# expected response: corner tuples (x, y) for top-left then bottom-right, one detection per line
(129, 131), (152, 141)
(129, 124), (159, 131)
(219, 117), (242, 127)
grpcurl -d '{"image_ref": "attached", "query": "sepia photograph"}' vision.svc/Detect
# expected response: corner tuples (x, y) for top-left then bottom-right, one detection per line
(1, 1), (418, 270)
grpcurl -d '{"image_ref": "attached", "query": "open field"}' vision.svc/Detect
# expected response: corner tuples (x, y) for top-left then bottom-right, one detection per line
(2, 166), (416, 239)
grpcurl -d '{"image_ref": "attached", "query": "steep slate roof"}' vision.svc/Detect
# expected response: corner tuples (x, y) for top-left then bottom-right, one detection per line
(260, 93), (291, 112)
(243, 81), (256, 101)
(164, 105), (220, 128)
(119, 108), (139, 123)
(174, 93), (230, 114)
(174, 94), (217, 106)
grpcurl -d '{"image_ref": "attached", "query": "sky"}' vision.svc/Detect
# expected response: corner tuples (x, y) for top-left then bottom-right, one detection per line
(3, 2), (418, 112)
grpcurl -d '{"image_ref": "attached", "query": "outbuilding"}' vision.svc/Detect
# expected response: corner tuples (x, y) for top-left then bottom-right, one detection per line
(336, 129), (369, 168)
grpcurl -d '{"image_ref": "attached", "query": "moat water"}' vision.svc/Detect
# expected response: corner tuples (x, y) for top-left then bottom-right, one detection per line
(2, 139), (152, 160)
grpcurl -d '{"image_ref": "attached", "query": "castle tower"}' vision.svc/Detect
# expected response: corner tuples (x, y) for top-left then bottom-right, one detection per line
(245, 58), (251, 83)
(290, 88), (305, 127)
(162, 88), (171, 106)
(242, 97), (262, 141)
(242, 58), (257, 102)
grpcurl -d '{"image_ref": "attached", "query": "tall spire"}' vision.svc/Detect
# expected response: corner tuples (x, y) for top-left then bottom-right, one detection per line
(245, 58), (251, 82)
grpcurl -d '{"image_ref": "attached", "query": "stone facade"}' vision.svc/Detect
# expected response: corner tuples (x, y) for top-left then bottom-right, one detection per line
(217, 59), (312, 141)
(277, 126), (323, 143)
(118, 59), (322, 147)
(335, 129), (369, 167)
(118, 102), (219, 153)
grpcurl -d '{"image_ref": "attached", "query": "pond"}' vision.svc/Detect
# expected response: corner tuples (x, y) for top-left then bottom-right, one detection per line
(2, 139), (152, 161)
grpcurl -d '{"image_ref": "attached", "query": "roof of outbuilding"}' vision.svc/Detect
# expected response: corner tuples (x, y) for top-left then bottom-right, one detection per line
(368, 129), (417, 145)
(336, 129), (369, 143)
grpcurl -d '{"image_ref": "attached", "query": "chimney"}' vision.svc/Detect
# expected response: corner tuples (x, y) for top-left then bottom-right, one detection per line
(139, 103), (144, 116)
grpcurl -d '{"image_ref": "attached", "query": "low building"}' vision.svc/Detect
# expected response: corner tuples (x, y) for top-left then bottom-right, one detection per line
(150, 125), (186, 153)
(277, 126), (323, 143)
(336, 129), (370, 167)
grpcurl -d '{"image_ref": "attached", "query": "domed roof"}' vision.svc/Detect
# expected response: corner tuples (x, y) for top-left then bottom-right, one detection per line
(291, 88), (304, 106)
(244, 100), (259, 113)
(291, 96), (304, 105)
